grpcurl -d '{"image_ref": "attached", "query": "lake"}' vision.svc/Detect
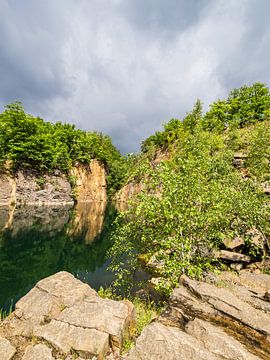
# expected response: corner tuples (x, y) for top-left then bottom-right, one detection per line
(0, 202), (116, 311)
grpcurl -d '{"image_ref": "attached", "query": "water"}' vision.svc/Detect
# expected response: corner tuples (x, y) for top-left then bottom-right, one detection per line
(0, 202), (116, 311)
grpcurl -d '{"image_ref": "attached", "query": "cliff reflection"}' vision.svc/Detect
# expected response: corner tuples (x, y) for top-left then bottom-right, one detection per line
(0, 201), (107, 242)
(0, 203), (116, 312)
(68, 201), (107, 243)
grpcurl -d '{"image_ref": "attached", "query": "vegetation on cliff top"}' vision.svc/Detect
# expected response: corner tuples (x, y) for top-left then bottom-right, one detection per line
(110, 82), (270, 295)
(0, 102), (125, 193)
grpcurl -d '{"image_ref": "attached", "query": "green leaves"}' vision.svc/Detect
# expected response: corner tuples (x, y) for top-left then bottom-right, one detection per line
(202, 82), (270, 132)
(110, 127), (270, 296)
(0, 102), (123, 193)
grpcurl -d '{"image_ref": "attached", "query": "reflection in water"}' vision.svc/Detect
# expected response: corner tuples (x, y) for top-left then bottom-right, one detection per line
(67, 201), (107, 243)
(0, 203), (116, 311)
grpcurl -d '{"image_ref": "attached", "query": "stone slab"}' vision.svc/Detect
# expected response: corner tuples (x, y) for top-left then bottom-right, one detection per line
(0, 337), (16, 360)
(185, 318), (260, 360)
(34, 319), (109, 358)
(22, 344), (53, 360)
(125, 322), (220, 360)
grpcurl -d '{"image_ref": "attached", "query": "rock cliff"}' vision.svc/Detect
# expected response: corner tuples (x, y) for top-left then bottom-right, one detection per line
(71, 160), (107, 203)
(114, 149), (169, 210)
(0, 160), (107, 206)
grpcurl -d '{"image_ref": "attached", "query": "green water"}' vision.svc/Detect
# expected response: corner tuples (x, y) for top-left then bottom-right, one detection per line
(0, 203), (116, 311)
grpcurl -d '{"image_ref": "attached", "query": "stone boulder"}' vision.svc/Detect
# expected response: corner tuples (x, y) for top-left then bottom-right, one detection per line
(223, 236), (244, 250)
(125, 322), (220, 360)
(0, 337), (16, 360)
(0, 271), (135, 359)
(125, 272), (270, 360)
(214, 249), (251, 263)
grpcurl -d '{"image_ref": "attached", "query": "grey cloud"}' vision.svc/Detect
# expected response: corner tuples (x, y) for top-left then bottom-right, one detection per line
(0, 0), (72, 103)
(118, 0), (211, 35)
(0, 0), (270, 153)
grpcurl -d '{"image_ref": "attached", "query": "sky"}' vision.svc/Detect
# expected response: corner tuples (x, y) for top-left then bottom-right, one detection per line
(0, 0), (269, 153)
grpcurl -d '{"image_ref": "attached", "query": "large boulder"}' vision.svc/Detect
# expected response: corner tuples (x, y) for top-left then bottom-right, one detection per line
(0, 337), (16, 360)
(1, 271), (135, 359)
(125, 272), (270, 360)
(125, 322), (220, 360)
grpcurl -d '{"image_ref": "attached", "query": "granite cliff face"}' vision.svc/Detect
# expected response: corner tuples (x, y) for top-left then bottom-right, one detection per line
(0, 160), (107, 206)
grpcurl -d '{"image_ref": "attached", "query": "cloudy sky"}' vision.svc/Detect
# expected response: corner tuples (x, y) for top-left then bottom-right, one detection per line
(0, 0), (269, 153)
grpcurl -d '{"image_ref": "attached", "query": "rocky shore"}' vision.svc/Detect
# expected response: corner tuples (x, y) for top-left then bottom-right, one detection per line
(1, 269), (270, 359)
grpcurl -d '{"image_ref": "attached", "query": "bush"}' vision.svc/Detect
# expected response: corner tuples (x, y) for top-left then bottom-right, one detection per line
(110, 129), (270, 295)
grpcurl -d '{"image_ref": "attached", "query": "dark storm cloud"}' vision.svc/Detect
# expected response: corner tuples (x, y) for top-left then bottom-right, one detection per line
(0, 0), (72, 103)
(0, 0), (270, 153)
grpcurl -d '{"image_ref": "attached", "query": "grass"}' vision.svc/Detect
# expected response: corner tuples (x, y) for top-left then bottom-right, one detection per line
(98, 286), (161, 353)
(0, 304), (13, 321)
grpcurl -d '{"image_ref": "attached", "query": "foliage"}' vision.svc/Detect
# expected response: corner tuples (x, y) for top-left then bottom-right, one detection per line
(0, 102), (124, 193)
(0, 303), (12, 321)
(110, 126), (270, 295)
(183, 99), (203, 132)
(246, 121), (270, 181)
(97, 286), (159, 353)
(141, 118), (182, 153)
(202, 82), (270, 132)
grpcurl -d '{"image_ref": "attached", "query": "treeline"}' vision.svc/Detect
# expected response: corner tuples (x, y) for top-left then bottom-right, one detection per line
(141, 82), (270, 152)
(0, 102), (125, 193)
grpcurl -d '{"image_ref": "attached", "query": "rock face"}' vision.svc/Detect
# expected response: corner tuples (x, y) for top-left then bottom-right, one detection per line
(15, 170), (73, 205)
(71, 160), (107, 203)
(114, 181), (144, 211)
(22, 344), (53, 360)
(0, 173), (15, 206)
(0, 337), (16, 360)
(0, 272), (135, 360)
(0, 159), (107, 206)
(125, 272), (270, 360)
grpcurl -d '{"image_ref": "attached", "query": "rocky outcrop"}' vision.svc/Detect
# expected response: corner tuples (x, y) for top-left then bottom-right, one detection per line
(71, 160), (107, 203)
(0, 173), (15, 206)
(2, 270), (270, 359)
(125, 271), (270, 360)
(114, 149), (169, 210)
(0, 159), (107, 206)
(15, 170), (73, 205)
(0, 170), (73, 206)
(114, 181), (144, 211)
(0, 272), (135, 359)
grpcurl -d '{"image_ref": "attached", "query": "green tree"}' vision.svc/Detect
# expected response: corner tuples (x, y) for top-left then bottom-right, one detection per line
(183, 99), (203, 132)
(110, 129), (270, 295)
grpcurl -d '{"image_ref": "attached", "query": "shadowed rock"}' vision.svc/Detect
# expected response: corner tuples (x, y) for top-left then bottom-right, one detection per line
(214, 250), (251, 262)
(125, 272), (270, 360)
